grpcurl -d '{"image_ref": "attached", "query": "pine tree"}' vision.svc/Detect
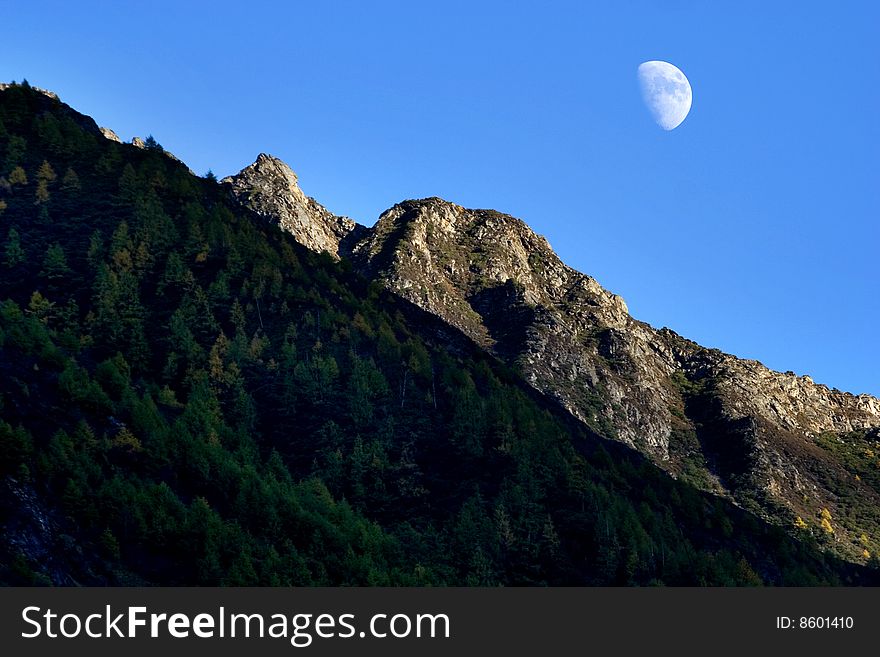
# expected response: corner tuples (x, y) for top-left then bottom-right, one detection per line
(117, 164), (139, 203)
(27, 291), (55, 324)
(40, 243), (71, 280)
(3, 136), (27, 173)
(37, 160), (57, 184)
(35, 114), (64, 155)
(8, 166), (27, 186)
(61, 167), (81, 191)
(86, 229), (104, 270)
(35, 160), (57, 204)
(3, 227), (25, 267)
(35, 182), (50, 204)
(144, 135), (163, 151)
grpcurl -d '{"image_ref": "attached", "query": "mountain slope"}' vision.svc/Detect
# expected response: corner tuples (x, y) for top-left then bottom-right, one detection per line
(225, 156), (880, 565)
(1, 81), (875, 585)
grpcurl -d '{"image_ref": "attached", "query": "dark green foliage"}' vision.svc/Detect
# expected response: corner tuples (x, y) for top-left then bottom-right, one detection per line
(0, 421), (33, 475)
(61, 167), (80, 191)
(39, 243), (70, 280)
(3, 228), (25, 267)
(3, 136), (27, 173)
(0, 82), (873, 586)
(143, 135), (162, 152)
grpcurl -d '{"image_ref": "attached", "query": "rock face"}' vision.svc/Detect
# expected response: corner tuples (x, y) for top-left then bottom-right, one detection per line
(225, 155), (880, 563)
(99, 126), (122, 143)
(349, 199), (880, 444)
(222, 154), (362, 258)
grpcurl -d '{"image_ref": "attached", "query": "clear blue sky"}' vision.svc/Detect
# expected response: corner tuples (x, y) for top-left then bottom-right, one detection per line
(3, 1), (878, 395)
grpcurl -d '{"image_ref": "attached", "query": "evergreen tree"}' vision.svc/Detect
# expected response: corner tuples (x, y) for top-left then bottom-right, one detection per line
(35, 115), (64, 155)
(37, 160), (57, 185)
(39, 243), (71, 281)
(61, 167), (81, 191)
(3, 136), (27, 173)
(3, 227), (24, 267)
(144, 135), (163, 151)
(117, 164), (139, 203)
(8, 166), (27, 186)
(27, 291), (55, 324)
(86, 229), (105, 270)
(35, 182), (50, 205)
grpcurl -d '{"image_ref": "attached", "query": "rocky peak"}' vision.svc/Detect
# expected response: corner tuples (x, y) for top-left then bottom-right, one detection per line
(351, 197), (630, 343)
(222, 155), (880, 563)
(222, 154), (360, 258)
(99, 126), (122, 143)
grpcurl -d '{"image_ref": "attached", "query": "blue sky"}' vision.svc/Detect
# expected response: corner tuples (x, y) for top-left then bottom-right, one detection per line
(2, 1), (878, 395)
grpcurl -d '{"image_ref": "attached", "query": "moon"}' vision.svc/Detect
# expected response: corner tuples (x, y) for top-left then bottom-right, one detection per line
(637, 61), (692, 130)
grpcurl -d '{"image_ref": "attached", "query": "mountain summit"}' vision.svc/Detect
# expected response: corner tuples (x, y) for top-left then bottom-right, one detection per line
(222, 154), (362, 257)
(226, 153), (880, 563)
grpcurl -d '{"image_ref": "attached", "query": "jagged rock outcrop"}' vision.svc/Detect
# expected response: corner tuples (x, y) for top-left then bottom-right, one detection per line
(223, 154), (362, 258)
(225, 154), (880, 562)
(0, 82), (58, 100)
(99, 126), (122, 143)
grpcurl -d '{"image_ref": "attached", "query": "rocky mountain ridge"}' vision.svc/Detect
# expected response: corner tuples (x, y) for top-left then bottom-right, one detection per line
(224, 153), (880, 563)
(221, 154), (362, 257)
(0, 82), (57, 100)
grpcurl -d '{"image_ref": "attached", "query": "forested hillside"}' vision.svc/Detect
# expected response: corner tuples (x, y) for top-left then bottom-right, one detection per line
(0, 82), (873, 585)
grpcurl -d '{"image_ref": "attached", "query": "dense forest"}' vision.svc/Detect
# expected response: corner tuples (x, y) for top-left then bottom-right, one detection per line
(0, 82), (874, 585)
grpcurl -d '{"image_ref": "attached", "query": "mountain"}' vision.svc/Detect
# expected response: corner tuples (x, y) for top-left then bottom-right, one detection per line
(0, 81), (876, 585)
(225, 153), (880, 565)
(220, 154), (363, 257)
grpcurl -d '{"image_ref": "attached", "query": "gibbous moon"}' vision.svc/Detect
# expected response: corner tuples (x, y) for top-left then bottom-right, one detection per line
(637, 61), (692, 130)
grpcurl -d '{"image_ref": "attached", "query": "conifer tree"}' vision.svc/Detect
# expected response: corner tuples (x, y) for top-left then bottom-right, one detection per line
(40, 243), (71, 280)
(61, 167), (81, 191)
(8, 166), (27, 187)
(3, 227), (24, 267)
(3, 136), (27, 173)
(37, 160), (57, 184)
(34, 160), (56, 204)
